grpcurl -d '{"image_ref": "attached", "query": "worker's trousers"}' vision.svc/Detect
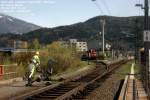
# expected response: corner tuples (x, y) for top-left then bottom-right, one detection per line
(28, 63), (36, 79)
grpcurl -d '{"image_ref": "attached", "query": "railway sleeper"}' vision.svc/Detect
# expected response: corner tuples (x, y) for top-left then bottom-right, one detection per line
(41, 91), (69, 95)
(43, 91), (70, 95)
(25, 97), (48, 100)
(45, 90), (65, 93)
(49, 85), (77, 90)
(34, 94), (59, 99)
(60, 84), (77, 87)
(71, 90), (88, 99)
(21, 60), (128, 100)
(50, 88), (73, 91)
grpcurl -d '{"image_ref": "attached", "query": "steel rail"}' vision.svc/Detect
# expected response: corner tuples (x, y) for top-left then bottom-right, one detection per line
(15, 60), (127, 100)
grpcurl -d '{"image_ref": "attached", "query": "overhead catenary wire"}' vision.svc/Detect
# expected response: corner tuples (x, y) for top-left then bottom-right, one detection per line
(91, 0), (105, 54)
(148, 0), (150, 13)
(100, 0), (111, 15)
(148, 0), (150, 6)
(138, 0), (143, 16)
(92, 0), (104, 15)
(129, 0), (135, 5)
(125, 0), (142, 16)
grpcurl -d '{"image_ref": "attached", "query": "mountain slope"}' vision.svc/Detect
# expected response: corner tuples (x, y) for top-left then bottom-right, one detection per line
(0, 15), (145, 50)
(24, 16), (144, 49)
(0, 13), (41, 34)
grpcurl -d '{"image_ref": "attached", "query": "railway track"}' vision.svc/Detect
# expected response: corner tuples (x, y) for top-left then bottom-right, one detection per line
(15, 59), (127, 100)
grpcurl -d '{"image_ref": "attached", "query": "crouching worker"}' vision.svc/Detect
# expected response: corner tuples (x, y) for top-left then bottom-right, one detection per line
(40, 59), (56, 85)
(26, 51), (40, 86)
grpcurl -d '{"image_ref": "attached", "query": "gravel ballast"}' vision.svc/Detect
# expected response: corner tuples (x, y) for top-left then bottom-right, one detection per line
(85, 61), (132, 100)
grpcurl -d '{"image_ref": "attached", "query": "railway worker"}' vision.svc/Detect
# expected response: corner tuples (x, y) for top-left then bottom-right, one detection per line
(26, 51), (40, 86)
(32, 51), (40, 68)
(41, 59), (54, 81)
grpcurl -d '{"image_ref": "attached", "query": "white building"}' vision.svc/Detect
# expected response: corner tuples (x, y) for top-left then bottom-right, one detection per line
(76, 42), (88, 52)
(69, 39), (77, 47)
(68, 39), (88, 52)
(69, 39), (78, 44)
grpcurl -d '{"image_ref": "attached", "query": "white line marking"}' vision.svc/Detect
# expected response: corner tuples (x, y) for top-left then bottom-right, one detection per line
(130, 63), (135, 79)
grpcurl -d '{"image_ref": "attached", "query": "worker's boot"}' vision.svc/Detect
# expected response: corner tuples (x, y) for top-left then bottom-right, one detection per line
(26, 78), (33, 86)
(45, 81), (52, 86)
(35, 76), (41, 82)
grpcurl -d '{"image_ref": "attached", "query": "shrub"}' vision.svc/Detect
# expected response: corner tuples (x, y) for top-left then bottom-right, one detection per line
(40, 42), (86, 74)
(12, 52), (34, 66)
(0, 52), (13, 64)
(6, 41), (87, 76)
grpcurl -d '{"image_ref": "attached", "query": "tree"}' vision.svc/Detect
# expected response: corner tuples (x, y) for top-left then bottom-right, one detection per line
(28, 38), (41, 50)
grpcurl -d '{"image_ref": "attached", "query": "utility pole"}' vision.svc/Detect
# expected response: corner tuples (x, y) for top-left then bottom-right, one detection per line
(91, 0), (105, 55)
(136, 0), (149, 90)
(144, 0), (149, 30)
(142, 0), (150, 93)
(101, 19), (105, 54)
(144, 0), (150, 93)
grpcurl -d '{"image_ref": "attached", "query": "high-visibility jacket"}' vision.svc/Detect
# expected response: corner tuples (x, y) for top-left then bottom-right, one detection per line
(31, 55), (40, 65)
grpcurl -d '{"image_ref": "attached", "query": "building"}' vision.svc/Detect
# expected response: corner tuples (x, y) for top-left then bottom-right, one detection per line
(57, 41), (69, 48)
(57, 39), (88, 52)
(69, 39), (78, 48)
(69, 39), (78, 44)
(14, 41), (28, 49)
(87, 36), (111, 51)
(69, 39), (88, 52)
(87, 38), (102, 50)
(7, 40), (14, 48)
(76, 42), (88, 52)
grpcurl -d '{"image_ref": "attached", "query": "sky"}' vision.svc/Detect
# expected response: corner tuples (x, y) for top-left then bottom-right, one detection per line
(0, 0), (145, 27)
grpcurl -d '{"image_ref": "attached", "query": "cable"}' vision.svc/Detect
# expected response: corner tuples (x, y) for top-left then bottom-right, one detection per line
(138, 0), (142, 16)
(100, 0), (111, 15)
(92, 0), (104, 14)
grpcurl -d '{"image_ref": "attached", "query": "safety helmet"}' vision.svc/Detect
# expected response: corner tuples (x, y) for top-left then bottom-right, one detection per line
(35, 51), (39, 55)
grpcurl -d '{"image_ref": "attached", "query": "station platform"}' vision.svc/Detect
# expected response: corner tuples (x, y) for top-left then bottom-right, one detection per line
(119, 64), (148, 100)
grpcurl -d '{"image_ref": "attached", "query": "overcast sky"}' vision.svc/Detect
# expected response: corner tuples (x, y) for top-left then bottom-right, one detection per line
(0, 0), (145, 27)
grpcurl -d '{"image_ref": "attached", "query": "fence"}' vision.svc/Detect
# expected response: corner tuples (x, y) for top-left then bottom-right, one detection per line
(119, 75), (139, 100)
(0, 64), (18, 80)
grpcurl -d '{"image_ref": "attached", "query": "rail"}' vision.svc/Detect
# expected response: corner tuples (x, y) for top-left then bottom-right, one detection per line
(14, 60), (127, 100)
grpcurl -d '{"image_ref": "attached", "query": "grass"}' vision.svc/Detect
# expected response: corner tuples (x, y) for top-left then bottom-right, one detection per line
(40, 42), (89, 75)
(114, 60), (142, 80)
(12, 41), (90, 80)
(3, 58), (12, 65)
(0, 41), (90, 80)
(50, 61), (94, 81)
(134, 63), (141, 74)
(115, 61), (133, 79)
(134, 63), (141, 79)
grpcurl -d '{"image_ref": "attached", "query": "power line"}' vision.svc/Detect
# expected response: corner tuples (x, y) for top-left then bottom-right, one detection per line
(91, 0), (105, 54)
(92, 0), (104, 14)
(100, 0), (111, 15)
(138, 0), (143, 16)
(128, 0), (137, 6)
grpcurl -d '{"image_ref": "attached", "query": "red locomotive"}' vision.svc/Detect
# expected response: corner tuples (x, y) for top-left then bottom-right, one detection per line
(81, 49), (97, 60)
(88, 49), (97, 60)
